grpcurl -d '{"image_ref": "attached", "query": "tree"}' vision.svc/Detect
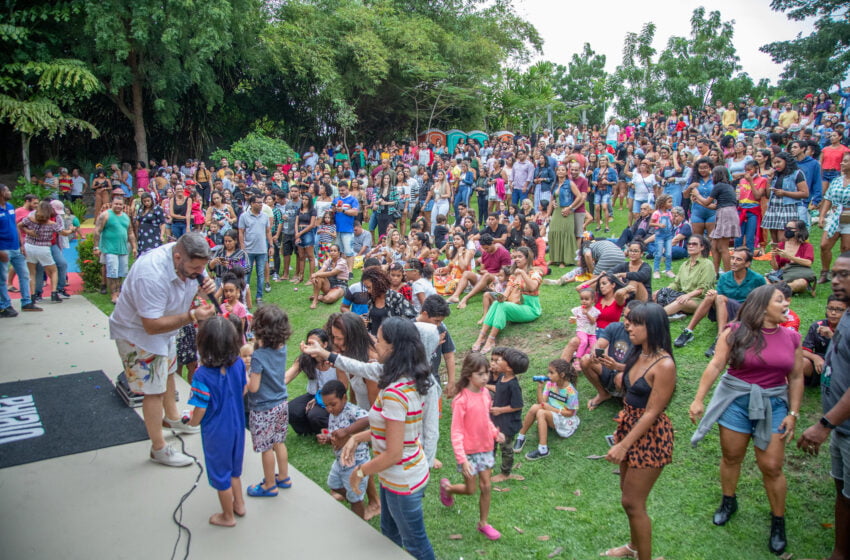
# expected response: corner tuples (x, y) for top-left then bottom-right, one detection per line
(761, 0), (850, 96)
(656, 8), (740, 110)
(486, 62), (563, 133)
(0, 4), (100, 180)
(552, 43), (610, 125)
(611, 23), (663, 118)
(78, 0), (263, 163)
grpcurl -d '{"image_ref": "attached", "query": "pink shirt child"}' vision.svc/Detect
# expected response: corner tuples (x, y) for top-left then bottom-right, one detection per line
(450, 387), (501, 464)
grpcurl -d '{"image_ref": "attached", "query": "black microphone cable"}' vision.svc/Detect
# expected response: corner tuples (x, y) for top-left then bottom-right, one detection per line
(170, 431), (204, 560)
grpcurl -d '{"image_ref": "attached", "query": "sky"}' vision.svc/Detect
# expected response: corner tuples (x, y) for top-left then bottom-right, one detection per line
(517, 0), (816, 85)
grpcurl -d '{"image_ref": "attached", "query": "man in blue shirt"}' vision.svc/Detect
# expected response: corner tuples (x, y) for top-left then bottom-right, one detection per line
(331, 181), (359, 270)
(0, 184), (39, 316)
(674, 247), (765, 356)
(790, 139), (824, 211)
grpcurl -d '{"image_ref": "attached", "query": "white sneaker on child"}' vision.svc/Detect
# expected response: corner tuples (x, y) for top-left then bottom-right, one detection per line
(163, 416), (200, 434)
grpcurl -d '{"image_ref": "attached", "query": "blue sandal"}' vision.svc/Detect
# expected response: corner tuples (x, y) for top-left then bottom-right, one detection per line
(276, 476), (292, 489)
(247, 482), (278, 497)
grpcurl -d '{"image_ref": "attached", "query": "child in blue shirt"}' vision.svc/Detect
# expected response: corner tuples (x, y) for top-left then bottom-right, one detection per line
(188, 316), (247, 527)
(245, 305), (293, 497)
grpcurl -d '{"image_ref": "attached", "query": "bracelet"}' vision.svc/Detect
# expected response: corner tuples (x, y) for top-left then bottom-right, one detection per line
(189, 308), (197, 323)
(788, 410), (799, 418)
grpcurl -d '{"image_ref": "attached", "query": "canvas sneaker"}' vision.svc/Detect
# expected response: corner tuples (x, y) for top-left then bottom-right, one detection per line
(163, 416), (200, 434)
(21, 303), (43, 312)
(674, 329), (694, 348)
(525, 448), (550, 461)
(512, 436), (526, 452)
(0, 306), (19, 318)
(150, 445), (194, 467)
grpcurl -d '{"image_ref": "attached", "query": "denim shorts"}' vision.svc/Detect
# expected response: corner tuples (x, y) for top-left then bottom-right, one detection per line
(105, 253), (129, 278)
(328, 457), (369, 503)
(594, 191), (612, 206)
(691, 204), (717, 224)
(830, 430), (850, 498)
(632, 198), (649, 214)
(297, 230), (315, 248)
(718, 394), (788, 435)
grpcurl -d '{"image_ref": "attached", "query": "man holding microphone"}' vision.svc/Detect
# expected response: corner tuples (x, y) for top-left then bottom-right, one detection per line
(109, 233), (217, 466)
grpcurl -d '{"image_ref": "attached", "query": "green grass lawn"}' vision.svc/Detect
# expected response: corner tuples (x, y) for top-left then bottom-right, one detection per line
(85, 208), (837, 560)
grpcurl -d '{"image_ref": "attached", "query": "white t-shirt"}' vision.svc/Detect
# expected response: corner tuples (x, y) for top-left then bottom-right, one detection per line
(109, 243), (199, 355)
(632, 173), (658, 201)
(606, 125), (620, 143)
(71, 176), (86, 196)
(411, 278), (437, 313)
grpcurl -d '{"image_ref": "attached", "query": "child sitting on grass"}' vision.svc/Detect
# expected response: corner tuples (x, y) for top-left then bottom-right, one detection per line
(801, 295), (847, 386)
(245, 305), (293, 497)
(440, 352), (506, 541)
(187, 316), (246, 527)
(317, 380), (371, 518)
(477, 266), (513, 326)
(513, 359), (580, 460)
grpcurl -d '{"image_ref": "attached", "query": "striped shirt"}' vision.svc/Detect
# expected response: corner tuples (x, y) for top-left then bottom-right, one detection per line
(368, 378), (428, 495)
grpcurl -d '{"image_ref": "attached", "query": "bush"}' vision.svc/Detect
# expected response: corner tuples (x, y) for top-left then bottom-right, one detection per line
(209, 132), (299, 168)
(67, 200), (89, 223)
(76, 233), (102, 292)
(10, 176), (55, 207)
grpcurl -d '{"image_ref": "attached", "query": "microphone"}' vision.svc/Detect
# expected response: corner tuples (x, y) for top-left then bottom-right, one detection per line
(196, 274), (222, 314)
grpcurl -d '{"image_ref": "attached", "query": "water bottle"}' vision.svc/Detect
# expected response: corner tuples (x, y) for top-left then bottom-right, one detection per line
(532, 375), (548, 383)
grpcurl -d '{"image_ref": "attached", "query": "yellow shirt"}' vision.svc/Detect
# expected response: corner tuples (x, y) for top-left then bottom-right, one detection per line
(722, 109), (738, 128)
(778, 110), (799, 129)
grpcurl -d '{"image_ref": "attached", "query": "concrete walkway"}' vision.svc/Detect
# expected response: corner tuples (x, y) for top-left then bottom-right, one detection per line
(0, 296), (409, 559)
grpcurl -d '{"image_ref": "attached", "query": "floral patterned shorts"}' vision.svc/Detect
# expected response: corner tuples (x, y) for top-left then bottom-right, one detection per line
(457, 451), (495, 476)
(248, 400), (288, 453)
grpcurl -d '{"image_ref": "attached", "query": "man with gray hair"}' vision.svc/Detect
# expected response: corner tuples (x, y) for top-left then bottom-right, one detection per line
(109, 233), (217, 466)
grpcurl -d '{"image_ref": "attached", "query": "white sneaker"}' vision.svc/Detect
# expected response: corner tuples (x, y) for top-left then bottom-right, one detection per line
(163, 416), (200, 434)
(653, 271), (661, 279)
(669, 313), (686, 321)
(665, 270), (676, 278)
(150, 444), (194, 467)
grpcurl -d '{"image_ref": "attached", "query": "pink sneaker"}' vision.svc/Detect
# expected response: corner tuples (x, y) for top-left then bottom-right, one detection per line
(477, 523), (501, 540)
(439, 478), (454, 507)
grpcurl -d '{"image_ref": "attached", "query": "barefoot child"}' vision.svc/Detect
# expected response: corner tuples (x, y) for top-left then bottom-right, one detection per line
(487, 347), (527, 483)
(571, 288), (600, 368)
(317, 380), (371, 518)
(187, 316), (247, 527)
(440, 353), (506, 541)
(477, 266), (511, 325)
(245, 305), (294, 497)
(513, 359), (580, 460)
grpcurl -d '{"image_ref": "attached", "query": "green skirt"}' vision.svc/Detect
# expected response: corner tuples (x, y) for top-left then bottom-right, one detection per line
(548, 211), (576, 265)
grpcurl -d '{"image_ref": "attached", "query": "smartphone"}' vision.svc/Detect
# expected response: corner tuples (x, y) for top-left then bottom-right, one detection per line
(595, 348), (605, 358)
(605, 434), (616, 447)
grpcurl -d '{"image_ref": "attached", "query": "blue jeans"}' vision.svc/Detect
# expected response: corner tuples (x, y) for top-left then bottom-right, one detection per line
(646, 244), (687, 260)
(654, 235), (673, 272)
(380, 487), (434, 560)
(35, 244), (68, 292)
(736, 211), (759, 251)
(171, 221), (187, 239)
(0, 249), (32, 309)
(512, 186), (528, 206)
(454, 186), (470, 223)
(246, 253), (267, 300)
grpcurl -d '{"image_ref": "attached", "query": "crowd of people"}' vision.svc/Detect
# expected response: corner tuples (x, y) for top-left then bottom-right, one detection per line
(2, 89), (850, 560)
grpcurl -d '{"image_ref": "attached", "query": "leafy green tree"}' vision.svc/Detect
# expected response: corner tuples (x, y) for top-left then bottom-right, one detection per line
(761, 0), (850, 96)
(656, 8), (740, 111)
(0, 3), (100, 180)
(611, 22), (663, 118)
(77, 0), (263, 163)
(552, 43), (610, 125)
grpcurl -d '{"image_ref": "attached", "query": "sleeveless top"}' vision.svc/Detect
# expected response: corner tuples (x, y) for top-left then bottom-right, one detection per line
(623, 355), (671, 409)
(101, 209), (131, 254)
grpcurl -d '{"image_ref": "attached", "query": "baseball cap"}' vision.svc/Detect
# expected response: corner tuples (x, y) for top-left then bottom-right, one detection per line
(50, 200), (65, 215)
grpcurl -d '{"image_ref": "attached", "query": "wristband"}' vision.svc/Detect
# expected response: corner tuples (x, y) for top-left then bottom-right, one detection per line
(189, 308), (197, 323)
(356, 467), (365, 478)
(820, 416), (837, 430)
(328, 352), (338, 365)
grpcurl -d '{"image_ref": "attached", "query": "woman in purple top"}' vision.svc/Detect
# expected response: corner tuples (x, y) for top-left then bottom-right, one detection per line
(689, 284), (803, 555)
